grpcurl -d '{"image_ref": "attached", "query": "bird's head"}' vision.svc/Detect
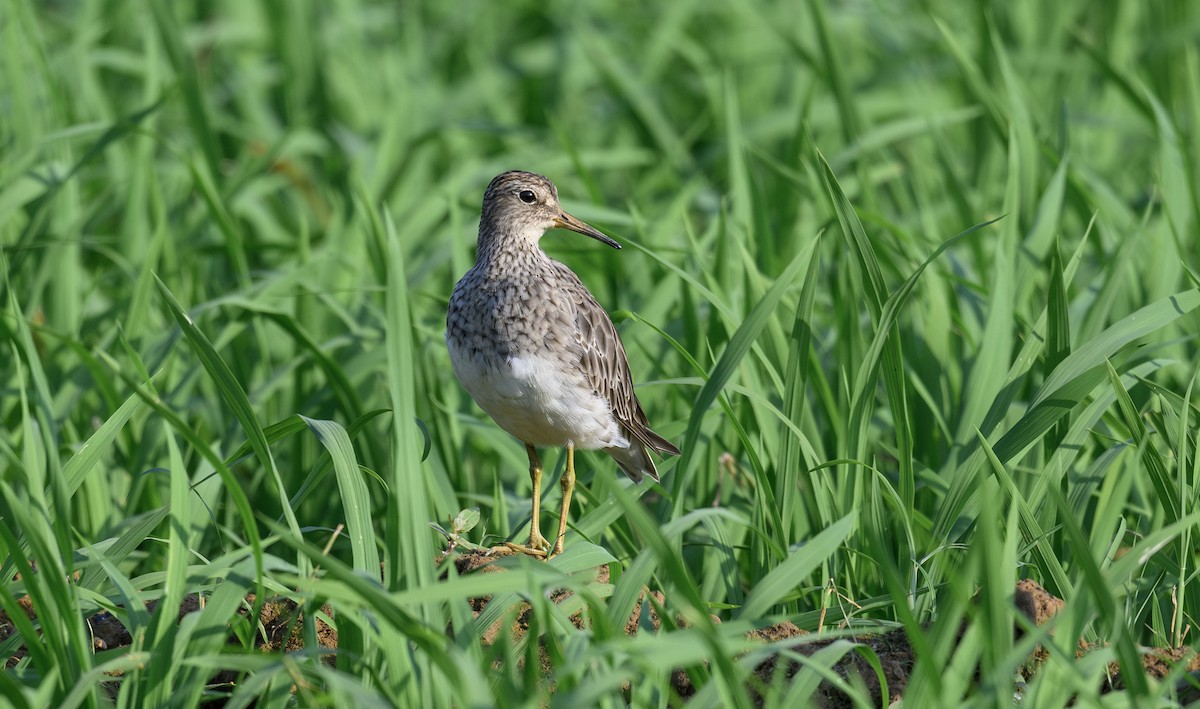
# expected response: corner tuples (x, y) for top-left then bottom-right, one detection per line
(479, 170), (621, 251)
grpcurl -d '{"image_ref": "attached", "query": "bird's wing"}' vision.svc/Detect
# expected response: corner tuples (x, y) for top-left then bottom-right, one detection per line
(563, 267), (679, 455)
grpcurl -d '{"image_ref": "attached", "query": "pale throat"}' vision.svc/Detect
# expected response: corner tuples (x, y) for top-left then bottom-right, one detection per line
(475, 225), (551, 268)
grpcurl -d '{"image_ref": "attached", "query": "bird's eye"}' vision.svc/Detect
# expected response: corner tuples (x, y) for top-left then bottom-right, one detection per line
(518, 190), (537, 204)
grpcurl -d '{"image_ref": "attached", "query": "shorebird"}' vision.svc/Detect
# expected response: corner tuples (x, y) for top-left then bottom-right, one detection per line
(446, 170), (680, 558)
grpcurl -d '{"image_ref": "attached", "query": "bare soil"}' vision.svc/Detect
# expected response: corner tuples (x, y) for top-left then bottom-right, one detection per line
(3, 553), (1197, 705)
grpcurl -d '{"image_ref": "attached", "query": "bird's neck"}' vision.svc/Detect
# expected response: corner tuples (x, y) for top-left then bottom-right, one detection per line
(475, 227), (547, 270)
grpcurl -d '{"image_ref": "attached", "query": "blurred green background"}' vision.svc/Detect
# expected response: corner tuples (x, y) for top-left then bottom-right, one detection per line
(3, 0), (1200, 706)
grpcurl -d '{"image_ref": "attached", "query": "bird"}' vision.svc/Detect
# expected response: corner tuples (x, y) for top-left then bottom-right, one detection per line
(446, 170), (680, 558)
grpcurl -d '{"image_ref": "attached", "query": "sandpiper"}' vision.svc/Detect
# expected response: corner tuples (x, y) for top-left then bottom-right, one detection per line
(446, 170), (680, 558)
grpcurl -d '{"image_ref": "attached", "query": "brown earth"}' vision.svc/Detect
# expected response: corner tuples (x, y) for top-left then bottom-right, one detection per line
(2, 591), (335, 671)
(2, 555), (1197, 705)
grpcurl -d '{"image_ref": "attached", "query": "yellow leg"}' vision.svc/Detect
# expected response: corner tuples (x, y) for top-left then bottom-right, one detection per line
(500, 444), (549, 557)
(551, 443), (575, 557)
(525, 444), (550, 551)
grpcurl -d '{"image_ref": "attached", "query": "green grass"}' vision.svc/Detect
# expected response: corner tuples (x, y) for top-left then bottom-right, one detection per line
(3, 0), (1200, 706)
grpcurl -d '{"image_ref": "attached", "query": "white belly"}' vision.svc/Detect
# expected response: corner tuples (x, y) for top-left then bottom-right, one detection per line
(448, 343), (626, 450)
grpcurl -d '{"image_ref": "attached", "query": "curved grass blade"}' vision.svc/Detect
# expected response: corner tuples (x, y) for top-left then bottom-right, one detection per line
(670, 236), (819, 518)
(301, 416), (380, 574)
(736, 512), (855, 620)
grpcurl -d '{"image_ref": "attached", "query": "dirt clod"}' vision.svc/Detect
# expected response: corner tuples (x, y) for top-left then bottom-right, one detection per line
(1014, 578), (1065, 628)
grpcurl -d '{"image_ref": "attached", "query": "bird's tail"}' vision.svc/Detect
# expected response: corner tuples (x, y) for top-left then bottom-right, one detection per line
(606, 428), (680, 483)
(606, 442), (658, 483)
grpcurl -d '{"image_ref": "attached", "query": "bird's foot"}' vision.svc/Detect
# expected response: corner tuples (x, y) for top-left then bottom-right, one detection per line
(487, 528), (552, 559)
(488, 542), (548, 558)
(529, 529), (551, 553)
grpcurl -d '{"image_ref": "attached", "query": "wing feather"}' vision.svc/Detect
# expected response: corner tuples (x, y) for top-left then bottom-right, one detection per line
(559, 265), (680, 456)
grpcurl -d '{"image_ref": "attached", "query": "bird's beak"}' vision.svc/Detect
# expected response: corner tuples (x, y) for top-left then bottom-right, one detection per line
(553, 211), (621, 250)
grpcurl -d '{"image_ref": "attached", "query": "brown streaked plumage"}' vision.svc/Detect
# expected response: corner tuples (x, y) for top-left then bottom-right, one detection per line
(446, 170), (679, 558)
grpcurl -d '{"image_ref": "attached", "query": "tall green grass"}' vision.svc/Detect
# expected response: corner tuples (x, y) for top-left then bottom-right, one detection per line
(3, 0), (1199, 705)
